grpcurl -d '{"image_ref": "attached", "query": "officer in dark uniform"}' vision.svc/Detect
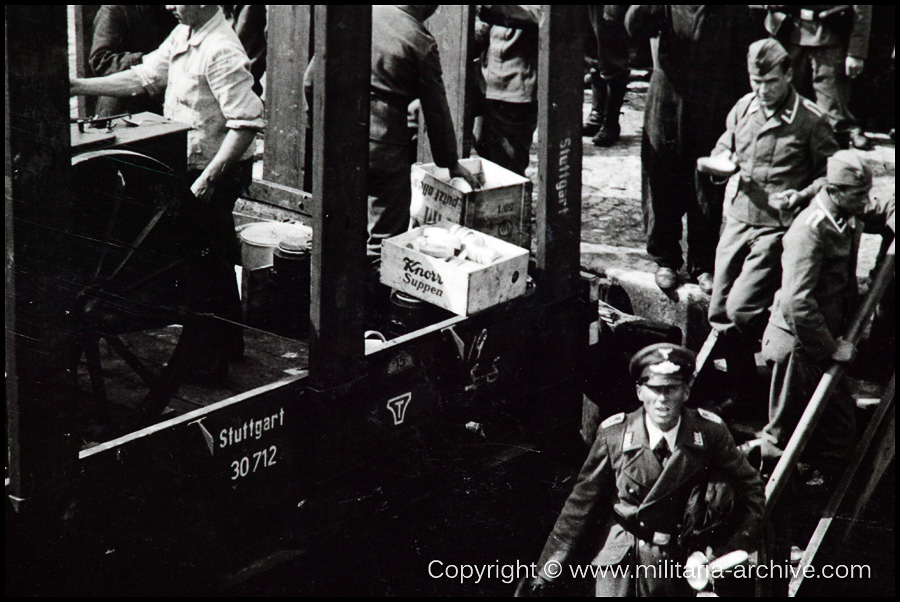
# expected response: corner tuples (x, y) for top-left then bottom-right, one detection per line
(707, 38), (838, 413)
(518, 343), (764, 597)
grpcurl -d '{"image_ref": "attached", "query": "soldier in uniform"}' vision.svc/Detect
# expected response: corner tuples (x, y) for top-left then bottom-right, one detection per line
(367, 5), (480, 256)
(518, 343), (764, 597)
(756, 151), (895, 465)
(764, 5), (873, 149)
(707, 38), (838, 414)
(583, 5), (630, 148)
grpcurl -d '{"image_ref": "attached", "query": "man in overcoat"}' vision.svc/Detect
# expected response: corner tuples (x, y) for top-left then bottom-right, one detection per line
(518, 343), (764, 597)
(625, 6), (758, 293)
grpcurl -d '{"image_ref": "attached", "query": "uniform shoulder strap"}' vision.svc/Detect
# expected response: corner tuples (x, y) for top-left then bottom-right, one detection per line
(697, 407), (724, 425)
(600, 412), (626, 429)
(801, 97), (825, 118)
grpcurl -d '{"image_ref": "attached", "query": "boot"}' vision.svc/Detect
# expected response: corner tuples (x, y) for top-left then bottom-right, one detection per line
(591, 74), (627, 147)
(583, 71), (606, 137)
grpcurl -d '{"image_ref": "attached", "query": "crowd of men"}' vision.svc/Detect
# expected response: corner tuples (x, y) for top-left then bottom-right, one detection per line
(69, 6), (894, 596)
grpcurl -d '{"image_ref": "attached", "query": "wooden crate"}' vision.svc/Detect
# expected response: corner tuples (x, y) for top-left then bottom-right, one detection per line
(380, 224), (529, 316)
(410, 157), (532, 247)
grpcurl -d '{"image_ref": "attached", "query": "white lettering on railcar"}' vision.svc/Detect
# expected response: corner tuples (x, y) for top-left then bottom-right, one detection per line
(219, 407), (285, 449)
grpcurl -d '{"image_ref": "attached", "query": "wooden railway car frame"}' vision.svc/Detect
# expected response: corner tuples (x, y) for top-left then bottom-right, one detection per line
(6, 6), (595, 595)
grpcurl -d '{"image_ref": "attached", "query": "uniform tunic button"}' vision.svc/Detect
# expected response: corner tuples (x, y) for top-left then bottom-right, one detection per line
(640, 521), (646, 528)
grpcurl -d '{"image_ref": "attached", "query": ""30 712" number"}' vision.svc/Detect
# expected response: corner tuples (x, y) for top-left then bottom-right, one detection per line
(230, 445), (277, 480)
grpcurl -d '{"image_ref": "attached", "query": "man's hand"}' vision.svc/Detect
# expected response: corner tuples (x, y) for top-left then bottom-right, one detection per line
(514, 574), (549, 597)
(448, 161), (483, 190)
(846, 56), (865, 79)
(191, 174), (216, 203)
(771, 189), (802, 212)
(831, 337), (856, 363)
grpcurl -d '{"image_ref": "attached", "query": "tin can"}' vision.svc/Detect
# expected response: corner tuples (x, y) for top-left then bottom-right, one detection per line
(387, 290), (452, 338)
(272, 237), (311, 335)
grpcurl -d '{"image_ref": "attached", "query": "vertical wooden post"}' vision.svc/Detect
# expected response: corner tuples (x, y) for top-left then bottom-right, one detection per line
(6, 5), (76, 507)
(73, 5), (101, 117)
(308, 6), (371, 390)
(418, 6), (475, 163)
(535, 5), (584, 304)
(263, 5), (312, 189)
(529, 6), (587, 420)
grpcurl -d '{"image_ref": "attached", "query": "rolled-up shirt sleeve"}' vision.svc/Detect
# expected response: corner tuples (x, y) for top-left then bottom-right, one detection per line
(130, 32), (174, 96)
(206, 45), (266, 131)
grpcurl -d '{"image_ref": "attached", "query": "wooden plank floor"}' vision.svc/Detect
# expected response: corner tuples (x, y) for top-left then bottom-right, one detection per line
(74, 324), (309, 442)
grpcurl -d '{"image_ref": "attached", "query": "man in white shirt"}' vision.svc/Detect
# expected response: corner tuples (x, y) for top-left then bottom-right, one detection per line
(71, 5), (265, 381)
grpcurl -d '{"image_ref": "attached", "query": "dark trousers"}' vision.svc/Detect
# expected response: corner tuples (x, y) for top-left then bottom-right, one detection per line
(186, 161), (251, 351)
(587, 5), (630, 124)
(641, 135), (724, 276)
(762, 323), (856, 461)
(475, 99), (537, 177)
(788, 43), (858, 135)
(368, 140), (413, 257)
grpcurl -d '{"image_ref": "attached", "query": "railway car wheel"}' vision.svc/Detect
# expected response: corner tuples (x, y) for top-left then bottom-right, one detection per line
(66, 150), (222, 430)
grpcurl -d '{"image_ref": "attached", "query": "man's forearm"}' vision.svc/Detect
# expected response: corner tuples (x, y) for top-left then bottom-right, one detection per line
(71, 70), (145, 98)
(198, 128), (258, 184)
(796, 176), (827, 205)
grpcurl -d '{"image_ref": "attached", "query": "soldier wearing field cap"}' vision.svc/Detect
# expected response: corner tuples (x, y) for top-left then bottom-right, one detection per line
(517, 343), (764, 597)
(756, 150), (894, 469)
(707, 38), (838, 416)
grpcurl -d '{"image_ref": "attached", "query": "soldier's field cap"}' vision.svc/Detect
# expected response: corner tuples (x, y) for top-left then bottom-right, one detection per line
(630, 343), (696, 382)
(747, 38), (789, 75)
(827, 150), (872, 192)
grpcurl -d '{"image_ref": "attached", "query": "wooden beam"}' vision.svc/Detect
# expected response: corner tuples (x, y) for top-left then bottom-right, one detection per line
(418, 6), (475, 162)
(789, 376), (894, 596)
(245, 178), (312, 216)
(263, 5), (312, 189)
(765, 242), (895, 514)
(72, 5), (101, 117)
(535, 6), (585, 303)
(6, 5), (76, 506)
(308, 6), (371, 390)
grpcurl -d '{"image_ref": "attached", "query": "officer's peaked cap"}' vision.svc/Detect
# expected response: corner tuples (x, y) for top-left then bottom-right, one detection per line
(629, 343), (696, 381)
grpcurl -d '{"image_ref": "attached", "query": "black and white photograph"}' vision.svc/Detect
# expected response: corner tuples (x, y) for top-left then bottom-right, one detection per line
(5, 5), (895, 596)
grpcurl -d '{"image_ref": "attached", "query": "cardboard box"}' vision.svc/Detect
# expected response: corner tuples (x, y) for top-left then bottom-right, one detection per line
(410, 157), (532, 247)
(380, 224), (529, 316)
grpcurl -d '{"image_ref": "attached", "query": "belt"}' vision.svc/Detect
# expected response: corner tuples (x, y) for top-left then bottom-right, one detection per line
(617, 517), (677, 547)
